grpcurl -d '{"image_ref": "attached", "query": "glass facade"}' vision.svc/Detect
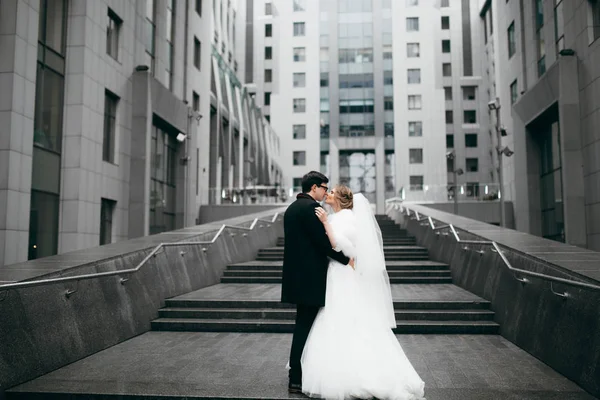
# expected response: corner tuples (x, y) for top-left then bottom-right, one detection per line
(150, 121), (178, 235)
(29, 0), (67, 260)
(539, 120), (564, 242)
(339, 151), (376, 203)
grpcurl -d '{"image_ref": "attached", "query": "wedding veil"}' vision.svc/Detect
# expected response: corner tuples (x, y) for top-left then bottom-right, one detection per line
(352, 193), (397, 329)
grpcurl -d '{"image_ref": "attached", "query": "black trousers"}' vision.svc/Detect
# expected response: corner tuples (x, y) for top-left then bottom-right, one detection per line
(288, 304), (320, 384)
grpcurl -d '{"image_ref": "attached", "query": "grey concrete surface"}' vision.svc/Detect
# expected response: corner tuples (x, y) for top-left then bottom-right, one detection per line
(391, 205), (600, 398)
(0, 209), (285, 398)
(6, 332), (597, 399)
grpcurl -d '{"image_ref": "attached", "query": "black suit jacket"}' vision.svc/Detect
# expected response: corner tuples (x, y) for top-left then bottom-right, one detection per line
(281, 193), (351, 307)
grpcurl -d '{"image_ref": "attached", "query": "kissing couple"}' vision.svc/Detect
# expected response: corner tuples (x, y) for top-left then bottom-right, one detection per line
(281, 171), (425, 400)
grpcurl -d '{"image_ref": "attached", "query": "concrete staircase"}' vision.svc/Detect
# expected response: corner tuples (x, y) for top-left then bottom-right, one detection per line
(152, 215), (500, 335)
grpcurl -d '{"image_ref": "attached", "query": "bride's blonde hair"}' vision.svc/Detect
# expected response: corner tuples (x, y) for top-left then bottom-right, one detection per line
(334, 185), (354, 210)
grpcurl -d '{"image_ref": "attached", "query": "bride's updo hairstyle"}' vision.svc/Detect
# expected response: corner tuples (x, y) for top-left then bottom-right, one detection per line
(334, 185), (354, 210)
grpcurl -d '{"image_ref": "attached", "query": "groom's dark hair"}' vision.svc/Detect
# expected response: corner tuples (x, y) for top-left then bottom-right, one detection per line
(301, 171), (329, 193)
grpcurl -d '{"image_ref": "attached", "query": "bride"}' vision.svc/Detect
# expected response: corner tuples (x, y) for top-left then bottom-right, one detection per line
(301, 185), (425, 400)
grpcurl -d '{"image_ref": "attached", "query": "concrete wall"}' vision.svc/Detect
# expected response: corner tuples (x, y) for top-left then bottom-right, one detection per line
(0, 211), (284, 397)
(389, 205), (600, 398)
(198, 204), (284, 224)
(420, 201), (515, 228)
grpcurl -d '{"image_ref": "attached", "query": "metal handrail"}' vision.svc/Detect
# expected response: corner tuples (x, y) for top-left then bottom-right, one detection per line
(386, 200), (600, 295)
(0, 213), (281, 294)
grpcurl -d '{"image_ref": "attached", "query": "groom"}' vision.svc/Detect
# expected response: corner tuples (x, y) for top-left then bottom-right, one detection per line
(281, 171), (354, 394)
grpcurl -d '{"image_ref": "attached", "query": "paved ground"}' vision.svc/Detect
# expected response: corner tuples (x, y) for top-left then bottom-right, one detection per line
(172, 283), (487, 302)
(8, 332), (596, 399)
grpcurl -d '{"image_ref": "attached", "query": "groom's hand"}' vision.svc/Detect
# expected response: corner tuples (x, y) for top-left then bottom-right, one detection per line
(348, 258), (355, 270)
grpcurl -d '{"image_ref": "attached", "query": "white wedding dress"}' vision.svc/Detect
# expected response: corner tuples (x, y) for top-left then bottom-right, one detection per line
(301, 195), (425, 400)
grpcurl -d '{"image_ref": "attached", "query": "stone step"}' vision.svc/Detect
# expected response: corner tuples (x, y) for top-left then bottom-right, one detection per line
(255, 255), (432, 262)
(223, 270), (451, 278)
(259, 245), (428, 252)
(158, 308), (495, 321)
(151, 318), (500, 334)
(220, 276), (453, 284)
(164, 298), (493, 310)
(227, 261), (449, 271)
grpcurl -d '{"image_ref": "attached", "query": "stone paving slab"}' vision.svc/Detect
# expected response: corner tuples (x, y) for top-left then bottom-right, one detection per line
(172, 283), (486, 302)
(7, 332), (597, 399)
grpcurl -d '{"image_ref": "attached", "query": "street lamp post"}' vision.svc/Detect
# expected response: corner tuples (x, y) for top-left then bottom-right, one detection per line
(446, 150), (464, 215)
(488, 98), (514, 228)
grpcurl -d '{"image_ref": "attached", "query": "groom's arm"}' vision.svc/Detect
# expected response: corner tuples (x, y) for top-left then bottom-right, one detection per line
(303, 204), (351, 266)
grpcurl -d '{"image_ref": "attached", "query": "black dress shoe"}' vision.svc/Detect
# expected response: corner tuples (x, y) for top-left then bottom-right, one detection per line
(288, 382), (303, 394)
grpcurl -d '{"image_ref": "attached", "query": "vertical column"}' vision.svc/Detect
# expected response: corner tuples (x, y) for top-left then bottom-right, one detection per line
(128, 71), (152, 238)
(558, 57), (586, 247)
(375, 138), (385, 213)
(0, 0), (40, 267)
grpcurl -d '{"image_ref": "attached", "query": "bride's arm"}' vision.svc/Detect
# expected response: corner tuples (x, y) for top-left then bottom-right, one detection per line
(315, 207), (337, 248)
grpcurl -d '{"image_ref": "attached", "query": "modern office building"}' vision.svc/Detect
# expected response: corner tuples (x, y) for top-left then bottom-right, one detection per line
(257, 0), (495, 212)
(0, 0), (282, 268)
(479, 0), (600, 249)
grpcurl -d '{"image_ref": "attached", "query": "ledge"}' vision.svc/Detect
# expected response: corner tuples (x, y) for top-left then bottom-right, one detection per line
(0, 207), (287, 284)
(398, 204), (600, 283)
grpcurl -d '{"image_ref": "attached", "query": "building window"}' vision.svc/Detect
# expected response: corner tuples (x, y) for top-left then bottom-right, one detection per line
(106, 9), (122, 60)
(294, 22), (306, 36)
(293, 151), (306, 165)
(265, 2), (272, 15)
(441, 0), (449, 6)
(444, 87), (452, 100)
(442, 63), (452, 76)
(384, 97), (394, 110)
(442, 39), (451, 53)
(407, 69), (421, 84)
(466, 158), (479, 172)
(463, 86), (476, 100)
(263, 92), (271, 106)
(103, 90), (119, 163)
(409, 148), (423, 164)
(293, 47), (305, 61)
(385, 123), (394, 137)
(447, 157), (455, 173)
(293, 177), (302, 191)
(446, 134), (454, 148)
(384, 70), (393, 85)
(408, 95), (422, 110)
(536, 0), (546, 76)
(150, 123), (178, 235)
(321, 72), (329, 87)
(293, 98), (306, 112)
(196, 0), (202, 16)
(166, 0), (175, 89)
(410, 176), (424, 191)
(465, 133), (478, 147)
(408, 121), (422, 137)
(589, 0), (600, 42)
(407, 43), (420, 57)
(193, 92), (200, 111)
(265, 23), (272, 37)
(145, 0), (156, 74)
(294, 0), (306, 11)
(265, 69), (272, 82)
(28, 190), (60, 260)
(555, 1), (564, 52)
(266, 46), (273, 59)
(508, 21), (516, 58)
(510, 79), (518, 104)
(442, 16), (450, 30)
(194, 37), (201, 70)
(383, 45), (393, 60)
(407, 17), (419, 32)
(100, 199), (116, 245)
(464, 110), (477, 124)
(293, 72), (306, 87)
(446, 110), (454, 124)
(407, 0), (418, 6)
(293, 124), (306, 139)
